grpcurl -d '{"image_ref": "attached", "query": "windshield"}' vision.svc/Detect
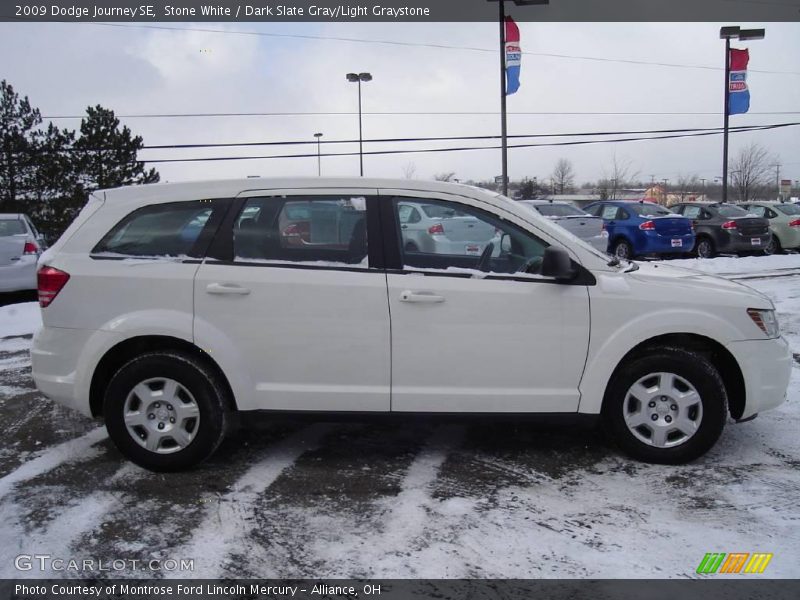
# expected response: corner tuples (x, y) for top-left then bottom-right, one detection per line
(0, 220), (26, 236)
(532, 203), (588, 217)
(716, 204), (749, 218)
(628, 203), (673, 217)
(776, 204), (800, 216)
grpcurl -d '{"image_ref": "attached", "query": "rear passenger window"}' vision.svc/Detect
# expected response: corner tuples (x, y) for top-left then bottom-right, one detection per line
(234, 196), (369, 267)
(682, 206), (702, 219)
(601, 206), (619, 220)
(92, 201), (218, 258)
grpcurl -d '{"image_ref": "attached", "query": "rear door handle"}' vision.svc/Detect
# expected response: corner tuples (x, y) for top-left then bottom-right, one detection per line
(400, 290), (445, 304)
(206, 283), (251, 295)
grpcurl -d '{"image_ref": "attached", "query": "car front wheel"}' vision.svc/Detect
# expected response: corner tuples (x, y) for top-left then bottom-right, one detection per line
(104, 351), (229, 471)
(602, 347), (727, 464)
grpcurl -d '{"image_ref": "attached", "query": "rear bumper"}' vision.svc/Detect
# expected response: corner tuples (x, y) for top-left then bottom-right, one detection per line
(639, 231), (695, 254)
(716, 231), (771, 253)
(0, 256), (37, 292)
(726, 336), (792, 419)
(31, 326), (117, 418)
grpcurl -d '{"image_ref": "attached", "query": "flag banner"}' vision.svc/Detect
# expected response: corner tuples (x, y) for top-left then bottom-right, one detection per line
(505, 16), (521, 95)
(728, 48), (750, 115)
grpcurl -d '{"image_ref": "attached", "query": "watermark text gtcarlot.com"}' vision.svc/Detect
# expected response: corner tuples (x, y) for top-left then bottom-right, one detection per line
(15, 554), (194, 572)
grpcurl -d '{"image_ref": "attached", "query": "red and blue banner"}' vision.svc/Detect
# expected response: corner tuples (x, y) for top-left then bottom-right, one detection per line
(728, 48), (750, 115)
(505, 16), (521, 95)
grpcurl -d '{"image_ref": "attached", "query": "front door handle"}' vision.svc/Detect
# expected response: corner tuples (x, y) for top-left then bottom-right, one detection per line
(400, 290), (445, 304)
(206, 283), (251, 295)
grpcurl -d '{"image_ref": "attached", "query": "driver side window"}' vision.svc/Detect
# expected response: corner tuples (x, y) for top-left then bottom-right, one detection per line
(392, 197), (548, 275)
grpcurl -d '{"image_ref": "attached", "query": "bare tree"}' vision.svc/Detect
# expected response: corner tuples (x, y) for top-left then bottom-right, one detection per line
(401, 162), (417, 179)
(675, 173), (700, 203)
(551, 158), (575, 194)
(434, 171), (456, 182)
(601, 153), (639, 200)
(730, 142), (773, 203)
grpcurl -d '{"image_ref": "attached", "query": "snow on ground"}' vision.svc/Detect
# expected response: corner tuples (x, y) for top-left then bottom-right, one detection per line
(0, 256), (798, 579)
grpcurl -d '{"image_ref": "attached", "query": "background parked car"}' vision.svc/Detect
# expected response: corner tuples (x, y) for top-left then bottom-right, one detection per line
(671, 202), (771, 258)
(740, 201), (800, 254)
(518, 200), (608, 253)
(398, 200), (500, 257)
(0, 213), (46, 293)
(584, 200), (695, 259)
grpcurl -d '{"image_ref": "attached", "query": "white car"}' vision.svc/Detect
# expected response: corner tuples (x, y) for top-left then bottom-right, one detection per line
(0, 213), (46, 292)
(518, 200), (608, 253)
(31, 178), (791, 471)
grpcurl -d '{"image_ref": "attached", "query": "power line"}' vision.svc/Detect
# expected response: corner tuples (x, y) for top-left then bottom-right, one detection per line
(41, 110), (800, 120)
(136, 123), (800, 151)
(65, 21), (800, 76)
(138, 122), (800, 164)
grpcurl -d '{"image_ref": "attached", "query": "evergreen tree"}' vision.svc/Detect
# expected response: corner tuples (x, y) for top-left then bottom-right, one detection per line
(0, 80), (42, 211)
(74, 105), (159, 191)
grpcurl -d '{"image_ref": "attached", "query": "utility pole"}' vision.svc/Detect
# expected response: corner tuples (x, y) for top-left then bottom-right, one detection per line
(773, 162), (781, 200)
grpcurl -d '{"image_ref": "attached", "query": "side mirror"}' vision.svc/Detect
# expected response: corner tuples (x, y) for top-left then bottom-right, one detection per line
(500, 234), (512, 254)
(540, 246), (576, 281)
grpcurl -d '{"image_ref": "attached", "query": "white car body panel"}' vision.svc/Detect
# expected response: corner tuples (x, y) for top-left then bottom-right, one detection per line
(29, 177), (790, 425)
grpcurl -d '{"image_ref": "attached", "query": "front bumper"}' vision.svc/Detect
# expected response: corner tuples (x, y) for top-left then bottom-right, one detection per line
(726, 336), (792, 420)
(0, 256), (37, 292)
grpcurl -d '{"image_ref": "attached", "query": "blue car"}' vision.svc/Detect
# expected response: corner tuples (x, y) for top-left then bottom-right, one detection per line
(584, 200), (695, 259)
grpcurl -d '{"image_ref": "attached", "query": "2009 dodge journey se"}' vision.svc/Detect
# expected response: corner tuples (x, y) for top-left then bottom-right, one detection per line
(31, 178), (792, 471)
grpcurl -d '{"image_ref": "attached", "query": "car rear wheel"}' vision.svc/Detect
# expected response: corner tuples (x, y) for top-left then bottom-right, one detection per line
(695, 237), (715, 259)
(602, 347), (727, 464)
(104, 351), (229, 471)
(764, 235), (780, 255)
(613, 239), (633, 260)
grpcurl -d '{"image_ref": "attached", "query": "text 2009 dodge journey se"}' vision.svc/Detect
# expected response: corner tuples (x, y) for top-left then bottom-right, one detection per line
(31, 178), (791, 471)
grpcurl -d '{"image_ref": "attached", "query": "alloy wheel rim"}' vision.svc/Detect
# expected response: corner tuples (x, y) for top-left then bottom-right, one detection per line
(622, 372), (704, 448)
(123, 377), (200, 454)
(616, 243), (629, 259)
(698, 241), (711, 258)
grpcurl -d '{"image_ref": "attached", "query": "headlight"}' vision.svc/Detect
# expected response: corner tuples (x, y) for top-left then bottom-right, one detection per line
(747, 308), (780, 338)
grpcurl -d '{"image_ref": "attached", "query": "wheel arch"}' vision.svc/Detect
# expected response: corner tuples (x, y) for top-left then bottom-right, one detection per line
(89, 335), (237, 417)
(600, 333), (746, 420)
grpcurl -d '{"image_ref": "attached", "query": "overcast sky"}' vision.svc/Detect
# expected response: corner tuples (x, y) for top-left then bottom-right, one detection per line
(1, 20), (799, 188)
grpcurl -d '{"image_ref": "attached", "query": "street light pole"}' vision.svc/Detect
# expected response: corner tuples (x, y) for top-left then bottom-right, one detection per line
(313, 132), (323, 176)
(346, 72), (372, 177)
(719, 26), (765, 203)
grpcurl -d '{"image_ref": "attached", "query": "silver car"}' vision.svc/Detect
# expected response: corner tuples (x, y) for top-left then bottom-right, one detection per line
(0, 213), (45, 292)
(519, 200), (608, 253)
(398, 201), (501, 256)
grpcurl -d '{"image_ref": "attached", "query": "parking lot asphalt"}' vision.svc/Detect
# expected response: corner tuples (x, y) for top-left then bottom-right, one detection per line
(0, 274), (798, 579)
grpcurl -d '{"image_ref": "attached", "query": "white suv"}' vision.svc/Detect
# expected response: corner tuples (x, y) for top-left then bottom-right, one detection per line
(31, 178), (792, 471)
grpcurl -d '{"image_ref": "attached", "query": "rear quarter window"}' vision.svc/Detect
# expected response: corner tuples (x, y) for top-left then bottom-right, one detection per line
(92, 200), (222, 258)
(0, 220), (26, 236)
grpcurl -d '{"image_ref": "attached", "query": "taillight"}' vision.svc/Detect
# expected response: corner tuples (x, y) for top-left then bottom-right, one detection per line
(638, 220), (655, 231)
(789, 219), (800, 228)
(23, 241), (39, 255)
(37, 266), (70, 308)
(428, 223), (445, 235)
(721, 220), (737, 230)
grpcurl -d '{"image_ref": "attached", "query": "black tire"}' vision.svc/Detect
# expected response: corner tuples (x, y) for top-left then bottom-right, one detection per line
(602, 347), (727, 464)
(104, 351), (230, 471)
(695, 237), (715, 259)
(613, 239), (633, 260)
